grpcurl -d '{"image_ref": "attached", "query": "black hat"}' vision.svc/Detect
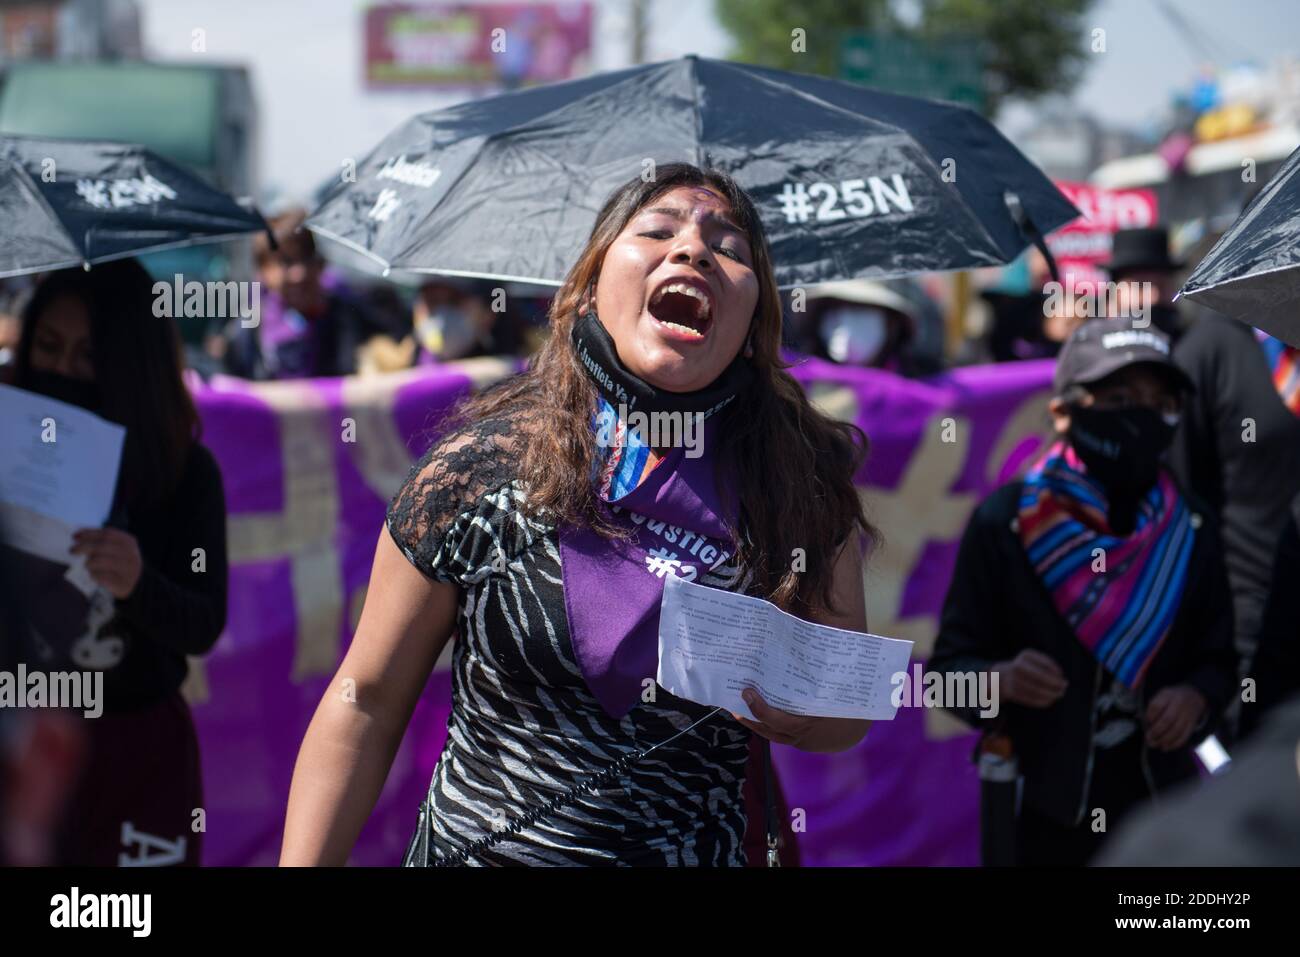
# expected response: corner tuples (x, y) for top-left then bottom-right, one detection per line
(1053, 316), (1195, 397)
(1100, 226), (1183, 274)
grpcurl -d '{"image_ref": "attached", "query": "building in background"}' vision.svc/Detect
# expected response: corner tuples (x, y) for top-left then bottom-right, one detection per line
(0, 0), (140, 60)
(1090, 57), (1300, 239)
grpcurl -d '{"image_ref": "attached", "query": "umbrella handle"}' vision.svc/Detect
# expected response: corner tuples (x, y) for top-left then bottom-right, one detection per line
(235, 196), (279, 252)
(1004, 191), (1060, 286)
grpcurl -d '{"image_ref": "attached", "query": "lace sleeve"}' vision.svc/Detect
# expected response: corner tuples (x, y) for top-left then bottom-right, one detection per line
(385, 415), (525, 584)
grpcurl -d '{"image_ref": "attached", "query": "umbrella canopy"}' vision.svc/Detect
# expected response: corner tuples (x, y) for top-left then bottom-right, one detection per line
(308, 55), (1076, 289)
(0, 135), (269, 279)
(1179, 144), (1300, 345)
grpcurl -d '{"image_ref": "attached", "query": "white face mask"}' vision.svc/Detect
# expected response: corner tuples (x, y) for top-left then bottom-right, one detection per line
(820, 306), (889, 365)
(418, 306), (478, 359)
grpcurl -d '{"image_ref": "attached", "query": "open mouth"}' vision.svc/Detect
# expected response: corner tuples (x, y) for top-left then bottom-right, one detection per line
(647, 280), (713, 340)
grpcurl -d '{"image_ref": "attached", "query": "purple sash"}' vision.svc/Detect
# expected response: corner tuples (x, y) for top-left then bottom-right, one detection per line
(558, 421), (739, 719)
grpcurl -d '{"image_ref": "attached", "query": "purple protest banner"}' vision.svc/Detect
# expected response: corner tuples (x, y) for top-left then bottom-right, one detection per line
(780, 355), (1055, 865)
(189, 359), (516, 864)
(187, 355), (1054, 866)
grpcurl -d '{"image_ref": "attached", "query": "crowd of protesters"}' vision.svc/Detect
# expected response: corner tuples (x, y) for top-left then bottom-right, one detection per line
(2, 184), (1300, 869)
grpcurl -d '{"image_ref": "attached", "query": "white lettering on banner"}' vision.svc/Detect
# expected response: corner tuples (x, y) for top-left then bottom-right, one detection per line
(376, 154), (442, 188)
(74, 173), (177, 210)
(776, 175), (914, 224)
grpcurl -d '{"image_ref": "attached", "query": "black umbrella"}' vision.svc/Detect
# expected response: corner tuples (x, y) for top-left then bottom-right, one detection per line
(307, 55), (1076, 289)
(1178, 144), (1300, 345)
(0, 135), (269, 279)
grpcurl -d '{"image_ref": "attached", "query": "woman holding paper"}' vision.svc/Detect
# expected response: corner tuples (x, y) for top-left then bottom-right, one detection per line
(283, 163), (876, 866)
(9, 258), (228, 865)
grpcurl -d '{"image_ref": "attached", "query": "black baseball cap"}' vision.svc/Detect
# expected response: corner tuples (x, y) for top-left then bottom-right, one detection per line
(1052, 316), (1195, 397)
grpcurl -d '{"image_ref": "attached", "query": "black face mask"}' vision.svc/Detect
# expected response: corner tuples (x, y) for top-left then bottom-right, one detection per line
(1069, 405), (1177, 497)
(21, 368), (102, 413)
(570, 309), (754, 420)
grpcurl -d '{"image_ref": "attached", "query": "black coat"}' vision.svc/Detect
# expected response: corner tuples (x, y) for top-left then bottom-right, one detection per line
(1242, 490), (1300, 737)
(1168, 313), (1300, 665)
(929, 479), (1238, 827)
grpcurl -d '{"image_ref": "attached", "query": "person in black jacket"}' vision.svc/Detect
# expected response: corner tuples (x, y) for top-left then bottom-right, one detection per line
(1242, 491), (1300, 735)
(1167, 311), (1300, 741)
(10, 258), (228, 866)
(929, 316), (1237, 866)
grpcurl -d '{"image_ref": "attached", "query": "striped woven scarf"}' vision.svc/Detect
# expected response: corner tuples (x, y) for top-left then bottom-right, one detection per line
(1017, 441), (1196, 688)
(591, 395), (666, 500)
(1255, 329), (1300, 415)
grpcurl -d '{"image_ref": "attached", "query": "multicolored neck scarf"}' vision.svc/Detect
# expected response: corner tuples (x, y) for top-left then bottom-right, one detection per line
(591, 395), (665, 499)
(1016, 441), (1196, 689)
(558, 310), (751, 718)
(1254, 328), (1300, 415)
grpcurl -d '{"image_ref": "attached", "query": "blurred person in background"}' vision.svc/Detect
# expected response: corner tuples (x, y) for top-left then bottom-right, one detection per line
(1041, 277), (1092, 350)
(0, 536), (87, 866)
(1239, 491), (1300, 737)
(791, 279), (940, 376)
(977, 248), (1062, 362)
(226, 208), (398, 379)
(0, 276), (36, 372)
(351, 280), (416, 374)
(929, 317), (1237, 866)
(412, 276), (524, 364)
(10, 258), (228, 866)
(1102, 226), (1187, 342)
(1164, 209), (1300, 739)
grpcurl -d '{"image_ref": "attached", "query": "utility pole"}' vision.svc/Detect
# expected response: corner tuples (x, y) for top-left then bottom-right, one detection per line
(630, 0), (647, 65)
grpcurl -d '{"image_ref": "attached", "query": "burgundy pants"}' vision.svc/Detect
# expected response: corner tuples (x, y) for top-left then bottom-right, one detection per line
(57, 690), (204, 866)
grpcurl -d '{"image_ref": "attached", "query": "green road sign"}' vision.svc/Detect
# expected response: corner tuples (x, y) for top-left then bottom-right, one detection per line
(840, 34), (986, 112)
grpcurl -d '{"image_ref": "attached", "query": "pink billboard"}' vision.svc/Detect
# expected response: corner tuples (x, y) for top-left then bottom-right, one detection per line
(364, 2), (593, 90)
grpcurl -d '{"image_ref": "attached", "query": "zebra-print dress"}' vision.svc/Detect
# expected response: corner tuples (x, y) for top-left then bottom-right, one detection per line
(385, 414), (754, 865)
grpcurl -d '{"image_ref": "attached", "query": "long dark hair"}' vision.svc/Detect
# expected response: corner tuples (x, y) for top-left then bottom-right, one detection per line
(14, 259), (200, 508)
(447, 163), (875, 618)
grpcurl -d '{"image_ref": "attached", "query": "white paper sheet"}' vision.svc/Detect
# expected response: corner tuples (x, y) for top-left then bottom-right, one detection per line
(0, 383), (125, 565)
(0, 383), (125, 526)
(657, 574), (914, 721)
